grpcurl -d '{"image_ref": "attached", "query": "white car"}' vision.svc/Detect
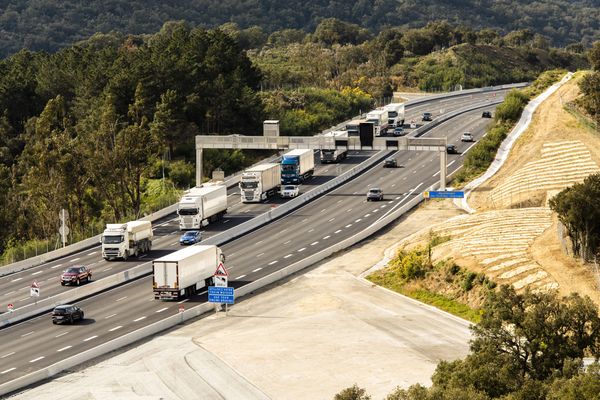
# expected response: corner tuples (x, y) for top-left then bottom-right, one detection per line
(280, 185), (299, 198)
(461, 132), (474, 142)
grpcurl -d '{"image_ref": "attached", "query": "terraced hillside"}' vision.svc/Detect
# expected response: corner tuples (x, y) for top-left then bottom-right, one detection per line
(489, 140), (600, 208)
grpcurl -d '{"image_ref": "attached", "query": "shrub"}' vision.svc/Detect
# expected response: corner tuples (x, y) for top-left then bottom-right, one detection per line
(168, 160), (195, 188)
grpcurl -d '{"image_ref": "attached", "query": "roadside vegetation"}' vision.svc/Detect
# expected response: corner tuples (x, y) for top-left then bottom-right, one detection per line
(366, 232), (494, 322)
(451, 69), (566, 185)
(335, 286), (600, 399)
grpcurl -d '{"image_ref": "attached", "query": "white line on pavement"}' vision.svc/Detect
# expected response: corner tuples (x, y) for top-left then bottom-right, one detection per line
(31, 271), (43, 276)
(1, 368), (16, 374)
(236, 275), (246, 280)
(311, 241), (319, 246)
(29, 356), (44, 363)
(109, 326), (122, 332)
(83, 336), (98, 342)
(57, 346), (72, 352)
(55, 332), (69, 338)
(355, 219), (362, 223)
(283, 240), (291, 245)
(364, 214), (370, 217)
(133, 316), (146, 322)
(88, 251), (97, 256)
(70, 258), (80, 262)
(21, 331), (34, 337)
(334, 230), (342, 233)
(256, 253), (264, 257)
(155, 307), (169, 313)
(268, 260), (278, 265)
(51, 264), (62, 269)
(345, 224), (352, 228)
(298, 248), (306, 252)
(11, 278), (22, 282)
(104, 314), (117, 319)
(308, 229), (314, 233)
(177, 299), (189, 304)
(284, 254), (292, 259)
(253, 267), (262, 272)
(328, 218), (335, 222)
(115, 296), (127, 302)
(323, 236), (330, 240)
(1, 352), (15, 359)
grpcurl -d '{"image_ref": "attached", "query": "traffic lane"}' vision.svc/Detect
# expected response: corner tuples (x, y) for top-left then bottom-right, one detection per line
(0, 278), (162, 382)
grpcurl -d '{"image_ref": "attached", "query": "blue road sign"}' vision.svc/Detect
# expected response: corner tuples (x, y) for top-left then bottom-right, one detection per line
(208, 286), (234, 304)
(425, 191), (464, 199)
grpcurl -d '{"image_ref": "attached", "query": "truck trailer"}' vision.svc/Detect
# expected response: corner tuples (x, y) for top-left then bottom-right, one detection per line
(384, 103), (406, 127)
(178, 183), (227, 230)
(281, 149), (315, 185)
(320, 131), (348, 163)
(366, 109), (389, 135)
(240, 163), (280, 203)
(152, 245), (225, 300)
(101, 220), (153, 261)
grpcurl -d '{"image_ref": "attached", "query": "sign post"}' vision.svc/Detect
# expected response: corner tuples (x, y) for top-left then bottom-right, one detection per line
(208, 286), (234, 316)
(423, 191), (465, 199)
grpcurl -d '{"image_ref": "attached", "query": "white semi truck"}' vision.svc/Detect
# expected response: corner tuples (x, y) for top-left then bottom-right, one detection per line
(240, 163), (280, 203)
(177, 183), (227, 230)
(384, 103), (406, 127)
(152, 244), (225, 300)
(101, 220), (153, 261)
(366, 109), (388, 135)
(320, 131), (348, 163)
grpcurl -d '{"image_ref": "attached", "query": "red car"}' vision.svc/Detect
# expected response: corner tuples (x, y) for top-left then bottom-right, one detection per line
(60, 266), (92, 286)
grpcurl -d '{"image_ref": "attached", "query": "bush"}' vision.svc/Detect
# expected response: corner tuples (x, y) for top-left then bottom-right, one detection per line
(494, 89), (529, 122)
(168, 160), (195, 188)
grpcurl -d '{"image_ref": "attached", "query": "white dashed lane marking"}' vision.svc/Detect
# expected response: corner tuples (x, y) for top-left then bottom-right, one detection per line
(29, 356), (44, 363)
(83, 336), (98, 342)
(115, 296), (127, 302)
(253, 268), (262, 272)
(55, 332), (69, 338)
(11, 278), (22, 282)
(21, 331), (34, 337)
(235, 275), (246, 280)
(57, 346), (72, 352)
(298, 248), (306, 252)
(155, 307), (169, 313)
(104, 314), (117, 319)
(31, 271), (43, 276)
(311, 241), (319, 246)
(133, 316), (146, 322)
(323, 236), (330, 240)
(70, 258), (80, 262)
(268, 260), (278, 265)
(1, 352), (15, 359)
(334, 230), (342, 234)
(284, 254), (292, 259)
(1, 368), (16, 374)
(109, 326), (122, 332)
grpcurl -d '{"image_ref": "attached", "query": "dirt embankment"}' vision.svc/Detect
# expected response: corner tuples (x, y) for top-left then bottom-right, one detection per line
(401, 75), (600, 306)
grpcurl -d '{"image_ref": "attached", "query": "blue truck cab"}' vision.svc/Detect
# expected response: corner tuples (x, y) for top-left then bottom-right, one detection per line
(280, 149), (315, 185)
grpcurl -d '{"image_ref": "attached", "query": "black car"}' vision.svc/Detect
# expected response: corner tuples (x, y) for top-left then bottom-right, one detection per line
(446, 144), (459, 154)
(422, 112), (433, 121)
(482, 111), (492, 118)
(52, 304), (84, 324)
(383, 158), (398, 168)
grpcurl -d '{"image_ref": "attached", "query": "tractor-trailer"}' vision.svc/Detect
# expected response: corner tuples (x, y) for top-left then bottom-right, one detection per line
(153, 245), (225, 300)
(384, 103), (406, 127)
(320, 131), (348, 163)
(178, 183), (227, 230)
(240, 163), (280, 203)
(281, 149), (315, 185)
(101, 220), (153, 261)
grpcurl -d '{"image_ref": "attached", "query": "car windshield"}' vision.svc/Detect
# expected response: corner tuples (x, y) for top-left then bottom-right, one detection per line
(65, 267), (79, 273)
(178, 208), (198, 216)
(369, 189), (380, 194)
(283, 186), (295, 191)
(183, 232), (198, 238)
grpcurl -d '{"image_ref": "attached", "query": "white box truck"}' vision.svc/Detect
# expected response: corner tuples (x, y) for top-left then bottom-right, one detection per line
(280, 149), (315, 185)
(101, 220), (153, 261)
(320, 131), (348, 163)
(384, 103), (405, 127)
(240, 163), (280, 203)
(153, 244), (225, 300)
(178, 183), (227, 230)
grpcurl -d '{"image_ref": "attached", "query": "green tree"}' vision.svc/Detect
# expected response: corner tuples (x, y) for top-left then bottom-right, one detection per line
(334, 384), (371, 400)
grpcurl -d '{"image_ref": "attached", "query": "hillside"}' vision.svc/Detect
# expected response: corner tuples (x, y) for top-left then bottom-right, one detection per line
(0, 0), (598, 58)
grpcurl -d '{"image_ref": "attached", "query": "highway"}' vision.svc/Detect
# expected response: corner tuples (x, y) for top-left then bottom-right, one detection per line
(0, 91), (502, 386)
(0, 91), (495, 311)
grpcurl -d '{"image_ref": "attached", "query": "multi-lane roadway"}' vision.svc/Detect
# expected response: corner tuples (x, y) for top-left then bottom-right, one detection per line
(0, 90), (504, 385)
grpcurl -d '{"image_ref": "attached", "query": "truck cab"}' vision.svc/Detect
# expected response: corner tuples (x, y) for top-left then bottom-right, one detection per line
(101, 221), (153, 260)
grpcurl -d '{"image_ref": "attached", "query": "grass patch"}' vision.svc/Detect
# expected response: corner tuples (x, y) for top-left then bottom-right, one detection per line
(400, 288), (481, 323)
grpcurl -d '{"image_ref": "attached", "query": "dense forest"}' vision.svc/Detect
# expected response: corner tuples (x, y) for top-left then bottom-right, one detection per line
(0, 17), (591, 261)
(0, 0), (598, 58)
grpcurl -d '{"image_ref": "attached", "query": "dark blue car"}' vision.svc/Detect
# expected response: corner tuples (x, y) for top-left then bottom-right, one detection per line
(179, 230), (201, 245)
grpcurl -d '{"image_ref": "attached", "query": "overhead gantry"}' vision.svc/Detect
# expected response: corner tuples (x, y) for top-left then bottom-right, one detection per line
(195, 121), (449, 190)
